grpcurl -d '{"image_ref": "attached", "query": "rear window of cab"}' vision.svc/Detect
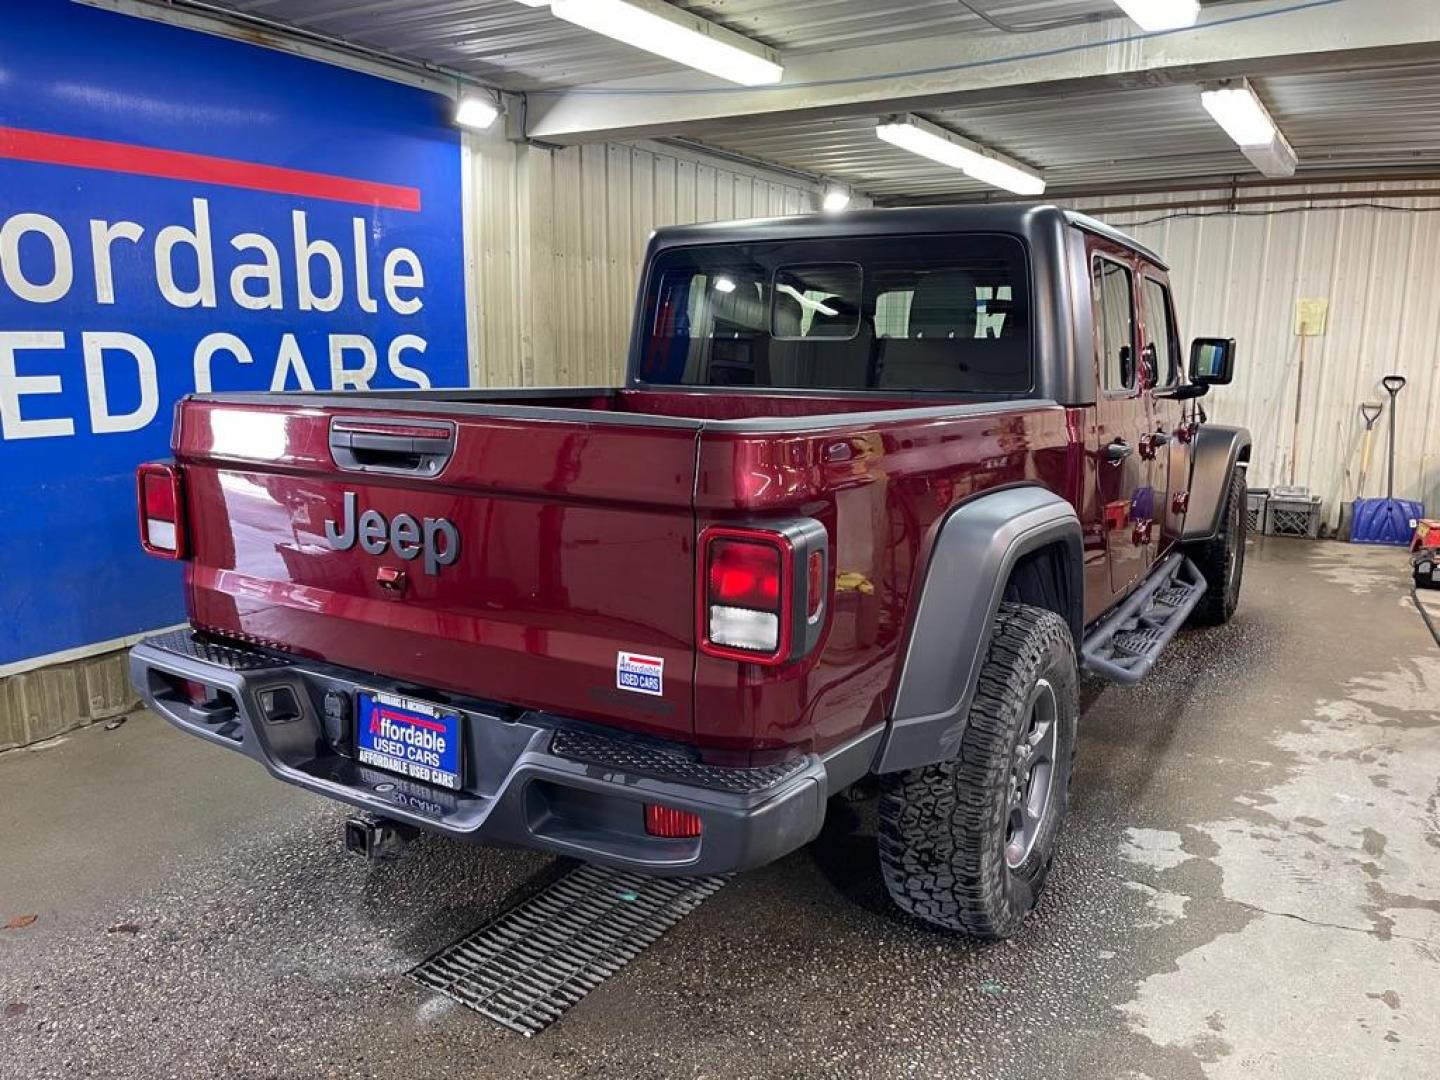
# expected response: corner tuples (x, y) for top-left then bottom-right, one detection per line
(636, 234), (1032, 395)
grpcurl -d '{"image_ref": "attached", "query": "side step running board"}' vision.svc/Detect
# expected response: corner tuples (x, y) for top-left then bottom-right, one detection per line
(1082, 553), (1207, 684)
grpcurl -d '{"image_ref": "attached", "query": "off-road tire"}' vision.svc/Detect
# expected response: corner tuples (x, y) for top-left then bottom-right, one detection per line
(1187, 466), (1246, 626)
(877, 603), (1078, 939)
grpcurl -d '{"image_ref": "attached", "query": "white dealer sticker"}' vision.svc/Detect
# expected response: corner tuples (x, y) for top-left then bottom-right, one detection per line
(616, 651), (664, 696)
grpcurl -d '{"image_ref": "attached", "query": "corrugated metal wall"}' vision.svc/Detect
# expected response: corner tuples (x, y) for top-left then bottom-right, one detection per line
(468, 131), (818, 388)
(1093, 186), (1440, 522)
(468, 145), (1437, 521)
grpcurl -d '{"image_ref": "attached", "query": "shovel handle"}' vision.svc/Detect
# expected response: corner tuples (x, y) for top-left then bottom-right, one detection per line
(1360, 402), (1383, 428)
(1382, 374), (1407, 396)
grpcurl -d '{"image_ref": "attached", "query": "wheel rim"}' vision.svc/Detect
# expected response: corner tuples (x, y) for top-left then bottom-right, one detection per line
(1005, 678), (1059, 870)
(1225, 487), (1244, 598)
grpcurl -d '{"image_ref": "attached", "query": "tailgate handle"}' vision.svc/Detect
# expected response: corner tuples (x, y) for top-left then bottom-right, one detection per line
(329, 417), (455, 477)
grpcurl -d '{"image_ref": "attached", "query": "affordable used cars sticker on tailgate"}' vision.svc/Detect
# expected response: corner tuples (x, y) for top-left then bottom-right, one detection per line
(355, 692), (462, 790)
(616, 651), (664, 696)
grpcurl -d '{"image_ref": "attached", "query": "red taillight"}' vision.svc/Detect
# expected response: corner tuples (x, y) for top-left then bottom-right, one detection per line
(700, 529), (791, 663)
(645, 804), (702, 839)
(142, 471), (175, 521)
(698, 523), (829, 666)
(137, 463), (186, 559)
(709, 539), (782, 609)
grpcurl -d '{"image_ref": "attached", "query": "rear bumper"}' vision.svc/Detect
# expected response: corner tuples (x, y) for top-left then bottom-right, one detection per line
(129, 629), (876, 877)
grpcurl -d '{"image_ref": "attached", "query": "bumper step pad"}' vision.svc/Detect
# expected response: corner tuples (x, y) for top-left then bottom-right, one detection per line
(409, 863), (727, 1036)
(549, 728), (809, 793)
(142, 628), (291, 672)
(1081, 553), (1207, 684)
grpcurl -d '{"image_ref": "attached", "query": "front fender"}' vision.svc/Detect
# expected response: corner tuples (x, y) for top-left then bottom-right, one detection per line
(875, 486), (1082, 774)
(1183, 424), (1251, 542)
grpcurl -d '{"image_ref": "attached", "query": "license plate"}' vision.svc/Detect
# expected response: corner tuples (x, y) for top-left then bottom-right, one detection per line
(355, 691), (462, 791)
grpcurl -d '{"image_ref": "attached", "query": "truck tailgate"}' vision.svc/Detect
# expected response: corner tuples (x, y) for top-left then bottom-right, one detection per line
(176, 400), (700, 743)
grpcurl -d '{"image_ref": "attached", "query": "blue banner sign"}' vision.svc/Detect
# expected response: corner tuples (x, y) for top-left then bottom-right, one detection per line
(0, 0), (469, 665)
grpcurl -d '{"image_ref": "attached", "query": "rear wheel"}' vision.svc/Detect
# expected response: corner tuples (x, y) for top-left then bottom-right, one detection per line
(1187, 466), (1246, 626)
(877, 603), (1078, 938)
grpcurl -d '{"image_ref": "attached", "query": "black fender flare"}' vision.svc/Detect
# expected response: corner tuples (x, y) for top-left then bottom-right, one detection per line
(875, 486), (1083, 774)
(1183, 424), (1252, 543)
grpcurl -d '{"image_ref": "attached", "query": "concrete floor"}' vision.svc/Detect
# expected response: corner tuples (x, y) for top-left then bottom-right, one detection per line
(2, 539), (1438, 1079)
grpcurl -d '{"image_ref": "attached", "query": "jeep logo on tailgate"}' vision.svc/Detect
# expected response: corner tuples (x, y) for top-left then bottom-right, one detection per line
(323, 491), (460, 576)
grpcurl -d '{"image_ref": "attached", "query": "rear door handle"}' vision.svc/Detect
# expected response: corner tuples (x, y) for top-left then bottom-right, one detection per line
(1105, 439), (1133, 464)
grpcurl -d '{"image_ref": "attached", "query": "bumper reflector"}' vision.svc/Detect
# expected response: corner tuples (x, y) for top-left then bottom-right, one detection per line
(179, 678), (210, 704)
(645, 804), (703, 838)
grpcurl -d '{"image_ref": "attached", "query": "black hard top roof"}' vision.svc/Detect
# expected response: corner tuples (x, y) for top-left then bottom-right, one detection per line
(649, 203), (1167, 271)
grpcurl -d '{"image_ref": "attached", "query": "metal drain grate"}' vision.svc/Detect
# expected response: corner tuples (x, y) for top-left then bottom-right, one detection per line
(409, 863), (727, 1036)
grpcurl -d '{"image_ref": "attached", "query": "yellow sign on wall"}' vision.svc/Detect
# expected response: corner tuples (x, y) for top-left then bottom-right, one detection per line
(1294, 297), (1330, 337)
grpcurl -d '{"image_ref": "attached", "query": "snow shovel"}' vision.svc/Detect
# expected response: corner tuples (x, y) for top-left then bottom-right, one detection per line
(1355, 401), (1384, 499)
(1352, 375), (1424, 545)
(1341, 402), (1384, 541)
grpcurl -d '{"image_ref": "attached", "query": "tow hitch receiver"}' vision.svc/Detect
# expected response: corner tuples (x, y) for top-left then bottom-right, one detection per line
(343, 816), (418, 859)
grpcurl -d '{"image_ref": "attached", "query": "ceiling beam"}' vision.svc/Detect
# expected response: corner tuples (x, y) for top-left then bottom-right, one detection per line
(523, 0), (1440, 144)
(875, 166), (1440, 206)
(1072, 185), (1440, 216)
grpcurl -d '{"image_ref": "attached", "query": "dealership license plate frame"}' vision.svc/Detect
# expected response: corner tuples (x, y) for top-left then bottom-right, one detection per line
(355, 690), (464, 791)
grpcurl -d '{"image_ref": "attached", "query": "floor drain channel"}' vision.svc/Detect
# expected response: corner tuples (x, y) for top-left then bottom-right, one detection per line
(409, 863), (728, 1036)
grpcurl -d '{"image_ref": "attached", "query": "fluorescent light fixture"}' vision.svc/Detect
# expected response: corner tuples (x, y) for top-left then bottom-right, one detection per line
(1112, 0), (1200, 31)
(821, 187), (852, 212)
(875, 114), (1045, 197)
(1200, 80), (1275, 147)
(1240, 134), (1298, 178)
(548, 0), (783, 86)
(515, 1), (550, 6)
(454, 94), (500, 131)
(1201, 79), (1298, 177)
(713, 276), (737, 293)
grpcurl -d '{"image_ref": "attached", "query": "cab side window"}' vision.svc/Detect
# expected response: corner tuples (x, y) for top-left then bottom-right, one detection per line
(1142, 276), (1180, 387)
(1093, 257), (1136, 392)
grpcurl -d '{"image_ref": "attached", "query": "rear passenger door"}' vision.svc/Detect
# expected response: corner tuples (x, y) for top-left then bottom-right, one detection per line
(1090, 244), (1157, 599)
(1139, 272), (1189, 548)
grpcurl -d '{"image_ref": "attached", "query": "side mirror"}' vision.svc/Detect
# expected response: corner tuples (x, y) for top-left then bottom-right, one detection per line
(1189, 337), (1236, 385)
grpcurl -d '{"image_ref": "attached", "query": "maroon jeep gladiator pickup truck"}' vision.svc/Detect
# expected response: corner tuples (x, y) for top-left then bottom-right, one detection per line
(130, 205), (1248, 938)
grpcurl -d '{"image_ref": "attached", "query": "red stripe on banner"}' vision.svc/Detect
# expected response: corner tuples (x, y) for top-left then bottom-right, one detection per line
(378, 707), (448, 733)
(0, 125), (421, 211)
